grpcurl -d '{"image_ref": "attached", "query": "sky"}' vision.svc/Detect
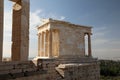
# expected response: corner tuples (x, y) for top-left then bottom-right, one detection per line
(3, 0), (120, 60)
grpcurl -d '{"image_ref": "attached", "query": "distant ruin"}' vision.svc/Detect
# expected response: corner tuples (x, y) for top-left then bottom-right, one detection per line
(0, 0), (100, 80)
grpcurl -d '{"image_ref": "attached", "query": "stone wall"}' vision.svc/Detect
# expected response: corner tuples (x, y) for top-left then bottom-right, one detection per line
(38, 58), (99, 80)
(33, 59), (62, 80)
(57, 63), (100, 80)
(0, 61), (38, 79)
(50, 20), (92, 57)
(0, 58), (100, 80)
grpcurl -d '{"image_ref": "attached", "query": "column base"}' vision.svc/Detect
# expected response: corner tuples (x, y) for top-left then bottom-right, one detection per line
(33, 56), (57, 60)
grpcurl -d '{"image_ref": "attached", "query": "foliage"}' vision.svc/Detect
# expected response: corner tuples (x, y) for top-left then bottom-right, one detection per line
(100, 60), (120, 77)
(101, 76), (120, 80)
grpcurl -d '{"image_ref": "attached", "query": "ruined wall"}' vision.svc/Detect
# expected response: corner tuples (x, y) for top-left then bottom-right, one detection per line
(0, 58), (100, 80)
(0, 61), (38, 80)
(63, 63), (100, 80)
(0, 61), (37, 75)
(6, 59), (62, 80)
(51, 22), (92, 57)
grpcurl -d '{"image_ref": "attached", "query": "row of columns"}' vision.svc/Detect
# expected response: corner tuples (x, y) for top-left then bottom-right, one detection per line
(38, 30), (51, 57)
(38, 29), (59, 58)
(84, 33), (92, 57)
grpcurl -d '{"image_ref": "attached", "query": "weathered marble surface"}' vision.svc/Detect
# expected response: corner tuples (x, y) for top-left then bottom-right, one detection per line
(11, 0), (30, 61)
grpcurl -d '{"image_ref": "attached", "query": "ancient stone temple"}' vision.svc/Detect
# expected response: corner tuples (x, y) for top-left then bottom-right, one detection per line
(34, 18), (100, 80)
(37, 18), (92, 58)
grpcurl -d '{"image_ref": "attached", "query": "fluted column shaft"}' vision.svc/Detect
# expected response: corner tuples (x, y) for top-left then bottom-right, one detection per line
(88, 33), (92, 57)
(38, 34), (40, 56)
(11, 0), (30, 61)
(49, 30), (52, 57)
(43, 32), (46, 57)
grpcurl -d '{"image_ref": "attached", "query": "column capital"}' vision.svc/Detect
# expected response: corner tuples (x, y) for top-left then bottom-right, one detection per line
(9, 0), (19, 2)
(84, 32), (92, 35)
(88, 33), (92, 35)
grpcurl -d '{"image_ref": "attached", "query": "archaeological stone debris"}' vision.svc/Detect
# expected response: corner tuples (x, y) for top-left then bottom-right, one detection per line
(0, 0), (100, 80)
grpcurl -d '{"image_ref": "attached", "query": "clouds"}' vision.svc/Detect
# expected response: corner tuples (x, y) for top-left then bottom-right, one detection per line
(92, 26), (120, 60)
(33, 9), (66, 20)
(29, 9), (66, 57)
(3, 9), (66, 57)
(92, 27), (108, 46)
(3, 6), (120, 60)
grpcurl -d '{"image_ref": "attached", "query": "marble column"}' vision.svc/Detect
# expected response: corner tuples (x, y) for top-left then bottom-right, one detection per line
(52, 30), (55, 56)
(43, 32), (46, 57)
(83, 33), (86, 56)
(41, 32), (44, 57)
(38, 34), (40, 56)
(49, 29), (52, 57)
(88, 33), (92, 57)
(45, 31), (49, 57)
(40, 33), (42, 57)
(11, 0), (30, 61)
(0, 0), (4, 61)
